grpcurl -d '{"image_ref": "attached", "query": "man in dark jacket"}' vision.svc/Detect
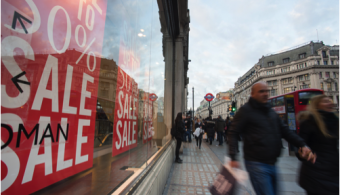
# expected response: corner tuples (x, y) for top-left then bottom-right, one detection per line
(227, 82), (315, 195)
(205, 116), (215, 145)
(214, 115), (225, 146)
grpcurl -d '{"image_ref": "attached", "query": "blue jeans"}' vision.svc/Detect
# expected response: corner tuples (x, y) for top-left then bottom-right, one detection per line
(217, 131), (223, 145)
(183, 130), (192, 142)
(245, 161), (278, 195)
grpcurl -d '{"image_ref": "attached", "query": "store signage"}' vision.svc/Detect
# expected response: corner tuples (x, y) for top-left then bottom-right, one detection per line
(204, 93), (214, 102)
(112, 68), (139, 156)
(272, 106), (286, 114)
(1, 0), (107, 194)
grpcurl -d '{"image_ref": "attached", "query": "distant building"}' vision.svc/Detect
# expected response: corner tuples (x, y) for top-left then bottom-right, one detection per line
(233, 41), (339, 109)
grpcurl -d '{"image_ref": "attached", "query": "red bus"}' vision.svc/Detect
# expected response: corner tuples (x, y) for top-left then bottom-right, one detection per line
(268, 88), (323, 133)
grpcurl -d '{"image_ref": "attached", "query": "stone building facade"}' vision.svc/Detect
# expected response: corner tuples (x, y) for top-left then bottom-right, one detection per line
(233, 41), (339, 109)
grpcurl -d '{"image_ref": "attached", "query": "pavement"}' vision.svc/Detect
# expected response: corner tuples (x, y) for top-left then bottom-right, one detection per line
(163, 136), (307, 195)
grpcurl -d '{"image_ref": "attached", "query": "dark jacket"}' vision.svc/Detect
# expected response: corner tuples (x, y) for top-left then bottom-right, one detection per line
(205, 120), (215, 137)
(214, 118), (225, 132)
(228, 97), (306, 164)
(175, 120), (186, 140)
(297, 111), (339, 194)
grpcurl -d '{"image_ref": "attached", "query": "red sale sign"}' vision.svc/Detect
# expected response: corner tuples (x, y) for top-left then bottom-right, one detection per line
(112, 67), (139, 156)
(1, 0), (107, 194)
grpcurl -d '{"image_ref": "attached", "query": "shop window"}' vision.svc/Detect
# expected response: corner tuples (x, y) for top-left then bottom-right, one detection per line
(284, 87), (293, 93)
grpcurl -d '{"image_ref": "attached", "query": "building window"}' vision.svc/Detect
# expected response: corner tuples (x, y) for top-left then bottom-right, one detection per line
(331, 60), (334, 65)
(300, 84), (310, 89)
(322, 51), (327, 58)
(319, 72), (322, 79)
(327, 83), (331, 91)
(321, 83), (324, 90)
(267, 81), (272, 86)
(273, 80), (277, 86)
(268, 61), (274, 67)
(317, 61), (320, 65)
(284, 87), (293, 93)
(304, 74), (310, 81)
(325, 72), (330, 78)
(281, 67), (290, 73)
(333, 72), (337, 78)
(283, 58), (290, 63)
(299, 53), (306, 59)
(282, 77), (293, 84)
(335, 83), (338, 91)
(266, 70), (275, 75)
(270, 89), (277, 97)
(324, 60), (328, 65)
(298, 74), (309, 81)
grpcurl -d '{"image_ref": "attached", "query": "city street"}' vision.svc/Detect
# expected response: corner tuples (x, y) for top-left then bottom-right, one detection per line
(163, 137), (306, 195)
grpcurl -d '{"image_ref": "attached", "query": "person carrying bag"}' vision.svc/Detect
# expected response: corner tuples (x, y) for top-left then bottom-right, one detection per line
(193, 125), (204, 149)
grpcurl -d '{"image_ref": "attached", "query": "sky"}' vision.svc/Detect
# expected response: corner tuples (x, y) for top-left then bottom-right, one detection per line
(187, 0), (339, 110)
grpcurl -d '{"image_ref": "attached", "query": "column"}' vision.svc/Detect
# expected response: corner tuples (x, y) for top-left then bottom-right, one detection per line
(163, 35), (174, 135)
(174, 37), (185, 115)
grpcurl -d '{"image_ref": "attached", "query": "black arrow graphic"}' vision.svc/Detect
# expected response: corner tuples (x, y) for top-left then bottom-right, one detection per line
(11, 11), (32, 34)
(11, 71), (30, 93)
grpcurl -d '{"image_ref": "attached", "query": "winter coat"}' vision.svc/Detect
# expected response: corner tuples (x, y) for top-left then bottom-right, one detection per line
(297, 110), (339, 194)
(175, 120), (186, 140)
(214, 118), (225, 132)
(228, 97), (306, 164)
(205, 120), (215, 137)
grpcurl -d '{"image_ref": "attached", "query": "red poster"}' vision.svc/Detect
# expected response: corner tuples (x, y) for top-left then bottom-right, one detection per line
(112, 67), (139, 156)
(1, 0), (107, 194)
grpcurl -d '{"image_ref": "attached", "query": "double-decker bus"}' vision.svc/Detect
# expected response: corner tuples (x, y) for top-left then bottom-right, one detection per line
(268, 88), (323, 133)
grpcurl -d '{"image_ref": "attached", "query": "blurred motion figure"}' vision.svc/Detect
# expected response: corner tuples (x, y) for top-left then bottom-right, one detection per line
(227, 81), (315, 195)
(297, 95), (339, 195)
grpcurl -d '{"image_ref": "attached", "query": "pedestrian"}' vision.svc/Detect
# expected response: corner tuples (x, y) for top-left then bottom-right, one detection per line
(224, 116), (230, 142)
(183, 115), (192, 142)
(296, 95), (339, 195)
(214, 115), (225, 146)
(227, 81), (315, 195)
(194, 118), (203, 146)
(193, 124), (204, 149)
(174, 112), (185, 163)
(206, 116), (215, 145)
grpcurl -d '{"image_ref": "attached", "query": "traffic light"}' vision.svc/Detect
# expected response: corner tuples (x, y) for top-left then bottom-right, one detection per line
(231, 101), (236, 112)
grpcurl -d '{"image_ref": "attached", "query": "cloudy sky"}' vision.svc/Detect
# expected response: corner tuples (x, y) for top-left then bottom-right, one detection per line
(187, 0), (339, 110)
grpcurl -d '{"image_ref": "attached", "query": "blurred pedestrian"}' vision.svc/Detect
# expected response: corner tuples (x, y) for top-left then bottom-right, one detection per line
(194, 118), (203, 145)
(193, 124), (204, 149)
(224, 116), (231, 143)
(174, 112), (185, 163)
(214, 115), (225, 146)
(206, 116), (215, 145)
(183, 115), (192, 142)
(227, 81), (315, 195)
(297, 95), (339, 195)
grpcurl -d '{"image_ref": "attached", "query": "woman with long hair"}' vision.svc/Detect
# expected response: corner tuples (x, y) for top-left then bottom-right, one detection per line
(297, 94), (339, 195)
(174, 112), (185, 163)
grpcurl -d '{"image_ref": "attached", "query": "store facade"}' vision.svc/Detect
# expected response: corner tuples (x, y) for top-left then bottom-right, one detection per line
(1, 0), (190, 194)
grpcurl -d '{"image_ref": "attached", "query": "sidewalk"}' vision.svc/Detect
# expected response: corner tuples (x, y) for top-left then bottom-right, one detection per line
(163, 138), (306, 195)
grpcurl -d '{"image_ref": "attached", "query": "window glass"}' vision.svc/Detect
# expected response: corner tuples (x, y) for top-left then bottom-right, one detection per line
(1, 0), (170, 194)
(276, 96), (284, 106)
(298, 91), (323, 105)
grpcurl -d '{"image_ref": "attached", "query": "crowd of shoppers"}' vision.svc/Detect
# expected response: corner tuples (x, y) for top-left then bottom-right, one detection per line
(173, 81), (338, 194)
